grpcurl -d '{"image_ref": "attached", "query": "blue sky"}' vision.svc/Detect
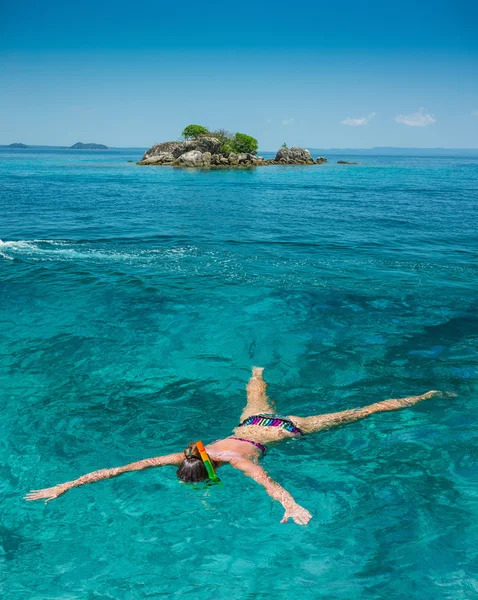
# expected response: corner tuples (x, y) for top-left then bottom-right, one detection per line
(1, 0), (477, 148)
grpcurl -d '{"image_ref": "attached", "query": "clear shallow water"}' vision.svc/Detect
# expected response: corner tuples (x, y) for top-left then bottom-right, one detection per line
(1, 147), (477, 599)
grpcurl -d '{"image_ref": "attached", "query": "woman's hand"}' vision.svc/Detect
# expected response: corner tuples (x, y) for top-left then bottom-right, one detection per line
(24, 484), (69, 504)
(281, 503), (312, 525)
(230, 459), (312, 526)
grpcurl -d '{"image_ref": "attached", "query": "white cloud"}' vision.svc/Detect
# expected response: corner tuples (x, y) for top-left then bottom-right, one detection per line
(282, 118), (295, 126)
(395, 107), (436, 127)
(341, 112), (376, 127)
(472, 110), (478, 117)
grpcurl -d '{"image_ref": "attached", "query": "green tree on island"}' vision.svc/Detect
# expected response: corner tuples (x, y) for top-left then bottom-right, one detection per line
(181, 124), (259, 155)
(233, 133), (259, 154)
(182, 124), (209, 140)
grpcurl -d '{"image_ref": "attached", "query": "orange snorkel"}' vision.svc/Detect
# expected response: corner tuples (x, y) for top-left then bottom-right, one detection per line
(196, 440), (220, 482)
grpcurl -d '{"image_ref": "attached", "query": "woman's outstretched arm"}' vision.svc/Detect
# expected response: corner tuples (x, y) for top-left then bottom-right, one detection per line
(230, 458), (312, 525)
(25, 452), (184, 503)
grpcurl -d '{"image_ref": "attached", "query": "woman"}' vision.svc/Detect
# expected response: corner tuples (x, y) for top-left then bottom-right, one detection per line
(25, 368), (448, 525)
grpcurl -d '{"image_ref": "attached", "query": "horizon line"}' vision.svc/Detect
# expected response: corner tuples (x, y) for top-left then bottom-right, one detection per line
(2, 144), (478, 152)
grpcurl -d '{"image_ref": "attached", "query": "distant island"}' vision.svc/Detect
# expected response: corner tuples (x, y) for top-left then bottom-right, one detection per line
(70, 142), (109, 150)
(8, 143), (29, 148)
(138, 124), (327, 168)
(308, 147), (478, 156)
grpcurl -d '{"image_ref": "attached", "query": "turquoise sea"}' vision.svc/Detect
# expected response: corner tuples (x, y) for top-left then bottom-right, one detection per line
(1, 147), (477, 599)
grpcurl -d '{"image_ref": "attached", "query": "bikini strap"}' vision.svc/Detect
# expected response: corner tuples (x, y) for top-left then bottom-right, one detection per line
(229, 437), (267, 455)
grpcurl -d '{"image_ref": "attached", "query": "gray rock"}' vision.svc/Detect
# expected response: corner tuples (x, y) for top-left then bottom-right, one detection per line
(142, 137), (221, 161)
(274, 148), (288, 161)
(337, 160), (359, 165)
(228, 153), (239, 165)
(154, 152), (174, 163)
(316, 156), (328, 164)
(142, 142), (183, 161)
(137, 152), (175, 165)
(188, 137), (221, 155)
(236, 152), (256, 164)
(202, 151), (212, 165)
(275, 147), (314, 164)
(177, 150), (204, 166)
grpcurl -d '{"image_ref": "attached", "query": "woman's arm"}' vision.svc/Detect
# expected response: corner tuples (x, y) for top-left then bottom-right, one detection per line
(25, 452), (184, 503)
(230, 458), (312, 525)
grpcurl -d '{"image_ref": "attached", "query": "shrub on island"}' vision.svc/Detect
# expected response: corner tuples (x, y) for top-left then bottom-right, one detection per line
(232, 133), (259, 155)
(181, 125), (209, 140)
(184, 125), (259, 156)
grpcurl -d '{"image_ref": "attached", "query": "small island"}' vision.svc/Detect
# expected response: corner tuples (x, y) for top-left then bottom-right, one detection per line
(70, 142), (109, 150)
(138, 124), (328, 168)
(8, 143), (29, 148)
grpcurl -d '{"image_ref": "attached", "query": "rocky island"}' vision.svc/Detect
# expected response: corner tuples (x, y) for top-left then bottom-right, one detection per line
(138, 124), (328, 168)
(8, 143), (29, 148)
(70, 142), (109, 150)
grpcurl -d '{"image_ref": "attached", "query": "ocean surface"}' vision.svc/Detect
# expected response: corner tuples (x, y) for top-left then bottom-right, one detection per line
(1, 147), (477, 599)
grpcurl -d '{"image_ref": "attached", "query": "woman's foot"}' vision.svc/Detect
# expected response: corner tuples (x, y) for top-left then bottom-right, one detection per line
(252, 366), (264, 379)
(421, 390), (456, 400)
(398, 390), (456, 408)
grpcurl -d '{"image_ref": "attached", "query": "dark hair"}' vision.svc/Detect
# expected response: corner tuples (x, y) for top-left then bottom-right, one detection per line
(176, 442), (217, 483)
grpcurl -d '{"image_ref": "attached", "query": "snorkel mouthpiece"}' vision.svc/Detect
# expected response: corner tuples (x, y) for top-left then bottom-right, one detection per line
(196, 440), (220, 483)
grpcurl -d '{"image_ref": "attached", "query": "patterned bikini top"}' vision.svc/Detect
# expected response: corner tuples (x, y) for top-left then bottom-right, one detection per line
(238, 413), (303, 436)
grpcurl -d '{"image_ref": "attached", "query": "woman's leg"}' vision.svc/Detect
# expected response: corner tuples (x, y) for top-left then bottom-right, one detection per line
(290, 390), (449, 434)
(240, 367), (276, 421)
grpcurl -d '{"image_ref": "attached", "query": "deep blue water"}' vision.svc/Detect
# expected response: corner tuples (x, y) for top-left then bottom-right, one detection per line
(1, 147), (477, 599)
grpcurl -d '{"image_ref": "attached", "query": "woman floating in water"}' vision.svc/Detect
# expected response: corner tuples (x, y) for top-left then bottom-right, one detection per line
(26, 368), (448, 525)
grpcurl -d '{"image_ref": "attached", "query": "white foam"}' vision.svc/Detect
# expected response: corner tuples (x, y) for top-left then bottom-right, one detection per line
(0, 239), (37, 249)
(0, 239), (206, 265)
(0, 239), (40, 259)
(0, 238), (138, 263)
